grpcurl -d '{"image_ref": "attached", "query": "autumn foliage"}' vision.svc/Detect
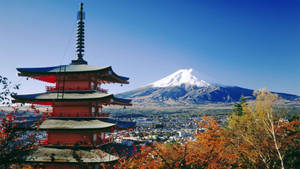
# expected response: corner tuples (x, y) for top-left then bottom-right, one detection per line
(185, 116), (238, 168)
(0, 76), (43, 169)
(118, 90), (300, 169)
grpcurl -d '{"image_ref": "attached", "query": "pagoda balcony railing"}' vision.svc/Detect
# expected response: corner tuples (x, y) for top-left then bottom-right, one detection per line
(97, 113), (109, 117)
(49, 112), (110, 118)
(46, 86), (108, 93)
(97, 137), (114, 145)
(96, 87), (108, 93)
(39, 139), (48, 145)
(38, 137), (114, 147)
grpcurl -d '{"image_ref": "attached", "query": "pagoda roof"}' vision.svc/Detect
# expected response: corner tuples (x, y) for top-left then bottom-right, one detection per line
(101, 143), (138, 158)
(47, 117), (136, 130)
(39, 119), (115, 130)
(102, 119), (136, 129)
(26, 146), (119, 163)
(12, 91), (132, 106)
(17, 65), (129, 84)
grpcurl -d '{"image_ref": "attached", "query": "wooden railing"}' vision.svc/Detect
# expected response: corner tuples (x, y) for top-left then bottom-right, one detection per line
(96, 87), (108, 93)
(98, 113), (109, 117)
(39, 137), (114, 146)
(96, 136), (114, 145)
(49, 112), (110, 118)
(46, 86), (108, 93)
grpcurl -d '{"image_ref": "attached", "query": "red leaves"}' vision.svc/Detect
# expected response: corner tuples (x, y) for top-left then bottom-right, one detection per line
(0, 107), (39, 168)
(30, 104), (35, 110)
(133, 144), (137, 152)
(2, 118), (7, 124)
(174, 161), (180, 167)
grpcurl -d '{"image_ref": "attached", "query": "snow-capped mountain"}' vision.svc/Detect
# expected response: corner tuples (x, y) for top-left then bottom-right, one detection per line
(118, 69), (299, 105)
(151, 69), (210, 88)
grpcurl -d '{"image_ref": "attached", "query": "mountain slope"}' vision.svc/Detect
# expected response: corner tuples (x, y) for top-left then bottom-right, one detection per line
(118, 69), (299, 105)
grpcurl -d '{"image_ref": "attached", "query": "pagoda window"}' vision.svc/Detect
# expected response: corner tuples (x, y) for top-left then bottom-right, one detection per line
(93, 133), (97, 144)
(82, 136), (88, 145)
(91, 106), (95, 117)
(90, 81), (95, 90)
(101, 132), (105, 140)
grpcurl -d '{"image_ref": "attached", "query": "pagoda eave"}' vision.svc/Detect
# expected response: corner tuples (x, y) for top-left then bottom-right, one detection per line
(39, 119), (116, 130)
(48, 117), (109, 120)
(39, 128), (116, 132)
(12, 92), (132, 106)
(17, 65), (129, 84)
(26, 147), (119, 163)
(102, 119), (136, 130)
(20, 74), (129, 84)
(13, 100), (132, 106)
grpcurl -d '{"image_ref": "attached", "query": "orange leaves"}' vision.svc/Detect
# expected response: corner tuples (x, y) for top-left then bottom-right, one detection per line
(119, 116), (238, 169)
(185, 116), (238, 169)
(120, 115), (298, 168)
(118, 142), (186, 169)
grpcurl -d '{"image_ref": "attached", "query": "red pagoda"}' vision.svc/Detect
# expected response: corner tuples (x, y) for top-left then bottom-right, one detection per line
(12, 3), (133, 169)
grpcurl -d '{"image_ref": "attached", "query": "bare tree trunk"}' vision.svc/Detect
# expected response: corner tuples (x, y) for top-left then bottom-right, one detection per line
(270, 121), (284, 169)
(265, 109), (284, 169)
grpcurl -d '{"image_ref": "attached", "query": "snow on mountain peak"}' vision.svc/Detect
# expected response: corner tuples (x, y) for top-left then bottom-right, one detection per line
(151, 68), (210, 88)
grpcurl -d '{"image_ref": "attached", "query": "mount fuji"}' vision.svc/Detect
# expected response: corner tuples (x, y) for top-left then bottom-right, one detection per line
(118, 69), (299, 105)
(151, 69), (210, 88)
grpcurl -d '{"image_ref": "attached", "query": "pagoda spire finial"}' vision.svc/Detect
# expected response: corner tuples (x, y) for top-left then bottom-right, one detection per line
(71, 2), (88, 65)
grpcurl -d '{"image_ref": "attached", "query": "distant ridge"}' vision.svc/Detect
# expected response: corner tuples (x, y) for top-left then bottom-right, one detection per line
(118, 69), (299, 105)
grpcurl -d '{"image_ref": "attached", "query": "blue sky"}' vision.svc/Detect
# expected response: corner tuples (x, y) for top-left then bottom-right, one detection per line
(0, 0), (299, 95)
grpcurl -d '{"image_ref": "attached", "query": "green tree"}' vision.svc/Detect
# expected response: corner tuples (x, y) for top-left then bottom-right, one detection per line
(232, 96), (246, 116)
